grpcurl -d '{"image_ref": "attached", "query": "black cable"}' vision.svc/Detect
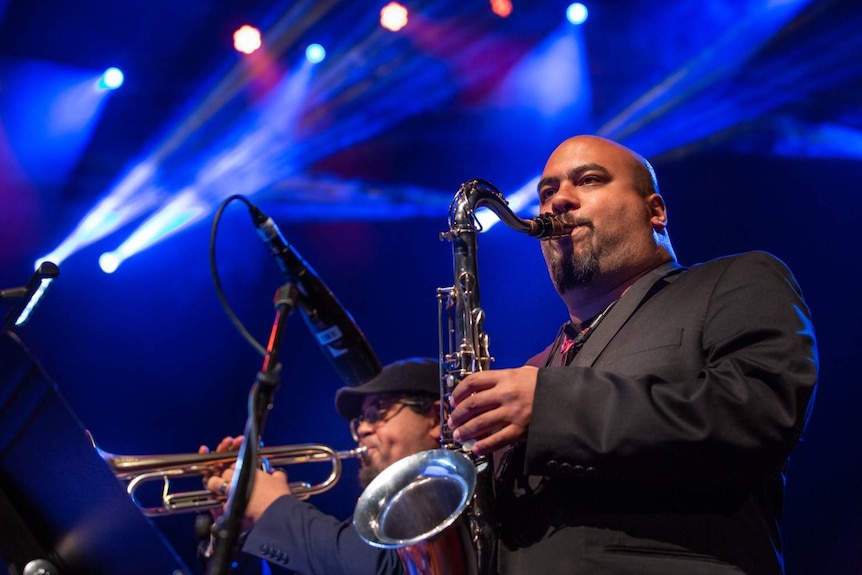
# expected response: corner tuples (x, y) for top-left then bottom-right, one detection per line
(209, 194), (267, 357)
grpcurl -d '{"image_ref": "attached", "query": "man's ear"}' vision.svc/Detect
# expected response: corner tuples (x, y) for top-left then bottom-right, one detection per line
(429, 401), (442, 440)
(647, 193), (667, 229)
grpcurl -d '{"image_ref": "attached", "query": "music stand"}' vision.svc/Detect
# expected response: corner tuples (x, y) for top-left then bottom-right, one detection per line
(0, 330), (192, 574)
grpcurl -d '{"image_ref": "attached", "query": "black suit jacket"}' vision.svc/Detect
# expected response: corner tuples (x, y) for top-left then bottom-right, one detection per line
(497, 251), (818, 575)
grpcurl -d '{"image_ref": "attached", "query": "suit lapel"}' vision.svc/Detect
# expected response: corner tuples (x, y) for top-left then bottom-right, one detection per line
(572, 261), (685, 367)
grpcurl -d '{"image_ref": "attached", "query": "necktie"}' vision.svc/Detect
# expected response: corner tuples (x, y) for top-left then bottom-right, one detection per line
(560, 299), (618, 366)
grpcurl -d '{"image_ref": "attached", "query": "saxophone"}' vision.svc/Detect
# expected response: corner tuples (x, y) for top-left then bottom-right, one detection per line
(353, 179), (572, 575)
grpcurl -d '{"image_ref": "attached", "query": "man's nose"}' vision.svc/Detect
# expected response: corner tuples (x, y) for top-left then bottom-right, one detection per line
(356, 420), (374, 440)
(550, 186), (580, 214)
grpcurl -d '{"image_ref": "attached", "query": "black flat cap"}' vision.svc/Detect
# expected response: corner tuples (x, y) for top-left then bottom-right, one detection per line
(334, 357), (439, 419)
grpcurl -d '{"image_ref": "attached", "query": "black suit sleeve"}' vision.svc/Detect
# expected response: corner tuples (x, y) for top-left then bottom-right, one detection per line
(241, 495), (403, 575)
(525, 251), (818, 487)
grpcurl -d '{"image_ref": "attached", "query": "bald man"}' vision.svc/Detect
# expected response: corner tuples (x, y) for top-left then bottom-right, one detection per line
(449, 135), (818, 575)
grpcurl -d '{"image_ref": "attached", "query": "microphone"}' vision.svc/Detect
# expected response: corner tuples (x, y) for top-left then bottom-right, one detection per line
(2, 262), (60, 330)
(247, 204), (382, 386)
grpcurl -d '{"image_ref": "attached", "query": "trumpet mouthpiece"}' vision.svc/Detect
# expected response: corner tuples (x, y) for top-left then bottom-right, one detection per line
(340, 446), (368, 459)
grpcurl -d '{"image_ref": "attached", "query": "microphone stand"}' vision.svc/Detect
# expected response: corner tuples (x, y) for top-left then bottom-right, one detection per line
(207, 283), (299, 575)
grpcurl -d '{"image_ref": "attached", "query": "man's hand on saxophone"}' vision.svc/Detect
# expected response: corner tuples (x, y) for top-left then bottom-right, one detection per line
(447, 366), (539, 456)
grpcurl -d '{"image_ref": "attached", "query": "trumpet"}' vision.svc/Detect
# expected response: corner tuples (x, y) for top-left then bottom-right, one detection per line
(89, 432), (366, 517)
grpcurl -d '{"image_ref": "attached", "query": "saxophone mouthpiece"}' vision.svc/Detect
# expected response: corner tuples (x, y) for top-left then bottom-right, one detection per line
(529, 214), (575, 239)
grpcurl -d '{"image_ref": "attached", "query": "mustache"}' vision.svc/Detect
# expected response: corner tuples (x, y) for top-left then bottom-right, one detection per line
(554, 214), (592, 230)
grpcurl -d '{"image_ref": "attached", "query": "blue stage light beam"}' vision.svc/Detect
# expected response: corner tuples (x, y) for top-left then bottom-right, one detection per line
(46, 0), (596, 270)
(38, 0), (347, 267)
(0, 60), (115, 189)
(770, 122), (862, 159)
(83, 4), (506, 268)
(113, 2), (601, 255)
(36, 3), (344, 265)
(38, 162), (160, 266)
(489, 18), (592, 120)
(106, 15), (465, 265)
(92, 57), (317, 270)
(484, 0), (862, 225)
(98, 188), (210, 271)
(597, 0), (813, 157)
(615, 0), (862, 160)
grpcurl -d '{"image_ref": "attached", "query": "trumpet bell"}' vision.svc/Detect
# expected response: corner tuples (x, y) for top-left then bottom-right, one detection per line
(353, 449), (476, 548)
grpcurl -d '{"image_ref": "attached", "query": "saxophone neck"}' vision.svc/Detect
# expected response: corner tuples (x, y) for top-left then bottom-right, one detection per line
(445, 179), (573, 240)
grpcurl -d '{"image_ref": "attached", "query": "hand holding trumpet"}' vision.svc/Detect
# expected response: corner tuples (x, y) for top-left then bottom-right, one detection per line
(198, 435), (293, 527)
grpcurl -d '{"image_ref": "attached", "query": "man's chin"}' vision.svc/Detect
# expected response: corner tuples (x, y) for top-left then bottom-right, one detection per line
(549, 250), (598, 292)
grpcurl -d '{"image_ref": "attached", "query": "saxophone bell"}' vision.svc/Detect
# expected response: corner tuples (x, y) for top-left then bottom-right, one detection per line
(353, 448), (475, 547)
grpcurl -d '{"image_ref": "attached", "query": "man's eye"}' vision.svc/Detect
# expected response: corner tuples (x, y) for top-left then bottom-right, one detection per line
(539, 188), (555, 201)
(580, 174), (601, 185)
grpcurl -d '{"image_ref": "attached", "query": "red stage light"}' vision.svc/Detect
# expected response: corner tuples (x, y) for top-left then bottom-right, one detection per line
(490, 0), (513, 18)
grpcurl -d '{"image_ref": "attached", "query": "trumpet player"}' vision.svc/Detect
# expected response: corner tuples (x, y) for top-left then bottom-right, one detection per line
(201, 357), (441, 575)
(447, 135), (818, 575)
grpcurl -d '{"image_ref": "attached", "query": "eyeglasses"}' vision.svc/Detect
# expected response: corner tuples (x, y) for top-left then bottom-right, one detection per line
(349, 399), (431, 442)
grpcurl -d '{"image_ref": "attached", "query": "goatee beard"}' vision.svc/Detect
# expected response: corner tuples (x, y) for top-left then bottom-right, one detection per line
(549, 250), (598, 292)
(358, 463), (381, 488)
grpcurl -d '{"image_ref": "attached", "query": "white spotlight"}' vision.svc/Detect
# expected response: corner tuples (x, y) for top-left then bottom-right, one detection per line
(306, 44), (326, 64)
(380, 2), (408, 32)
(98, 67), (124, 90)
(567, 3), (589, 25)
(99, 252), (121, 274)
(234, 25), (262, 55)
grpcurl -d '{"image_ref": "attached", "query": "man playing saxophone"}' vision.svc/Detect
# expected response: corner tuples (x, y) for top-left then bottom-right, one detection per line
(447, 135), (818, 575)
(201, 357), (441, 575)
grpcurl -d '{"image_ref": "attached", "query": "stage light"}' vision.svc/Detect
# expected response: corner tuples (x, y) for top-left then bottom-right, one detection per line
(2, 60), (115, 193)
(380, 2), (408, 32)
(490, 0), (513, 18)
(97, 67), (124, 90)
(566, 3), (589, 25)
(306, 43), (326, 64)
(234, 25), (262, 55)
(43, 1), (497, 268)
(491, 18), (592, 119)
(98, 252), (121, 274)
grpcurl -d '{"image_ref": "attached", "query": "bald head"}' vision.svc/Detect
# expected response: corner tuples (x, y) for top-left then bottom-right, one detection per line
(548, 135), (659, 197)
